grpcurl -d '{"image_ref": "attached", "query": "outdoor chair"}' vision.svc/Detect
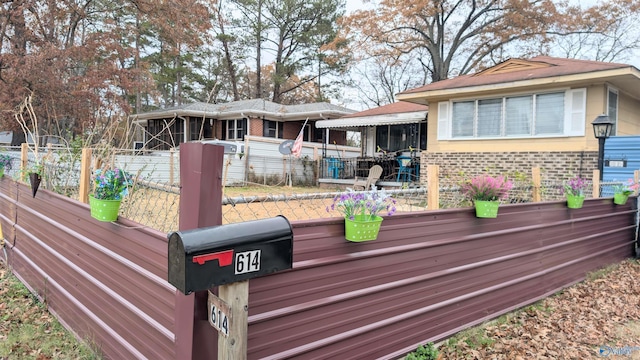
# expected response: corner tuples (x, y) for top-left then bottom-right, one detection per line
(353, 165), (383, 190)
(396, 156), (414, 182)
(327, 157), (344, 179)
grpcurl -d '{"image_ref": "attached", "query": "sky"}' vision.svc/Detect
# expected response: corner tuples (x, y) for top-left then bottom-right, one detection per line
(338, 0), (640, 111)
(343, 0), (638, 66)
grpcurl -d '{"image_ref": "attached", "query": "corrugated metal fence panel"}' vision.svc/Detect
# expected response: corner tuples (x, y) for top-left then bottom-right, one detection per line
(246, 199), (637, 359)
(3, 179), (176, 360)
(603, 136), (640, 193)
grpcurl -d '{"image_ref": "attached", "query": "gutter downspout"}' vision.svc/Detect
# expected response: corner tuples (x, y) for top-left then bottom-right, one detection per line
(318, 113), (328, 159)
(177, 115), (187, 147)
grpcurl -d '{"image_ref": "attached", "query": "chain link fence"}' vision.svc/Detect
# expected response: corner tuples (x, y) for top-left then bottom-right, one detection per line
(1, 146), (632, 233)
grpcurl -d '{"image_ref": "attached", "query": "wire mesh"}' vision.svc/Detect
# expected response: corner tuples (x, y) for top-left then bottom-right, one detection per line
(3, 145), (636, 233)
(3, 147), (83, 199)
(221, 188), (428, 224)
(119, 180), (180, 233)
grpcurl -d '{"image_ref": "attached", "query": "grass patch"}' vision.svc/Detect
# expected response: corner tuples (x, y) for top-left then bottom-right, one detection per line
(0, 262), (99, 359)
(446, 326), (495, 350)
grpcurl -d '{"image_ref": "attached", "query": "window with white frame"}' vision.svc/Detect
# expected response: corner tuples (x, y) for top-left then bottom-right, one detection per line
(263, 120), (284, 138)
(607, 87), (618, 135)
(222, 118), (247, 140)
(438, 89), (586, 139)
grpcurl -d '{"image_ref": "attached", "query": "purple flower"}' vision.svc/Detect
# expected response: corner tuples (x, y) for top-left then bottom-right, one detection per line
(327, 186), (397, 219)
(92, 168), (135, 200)
(562, 176), (589, 196)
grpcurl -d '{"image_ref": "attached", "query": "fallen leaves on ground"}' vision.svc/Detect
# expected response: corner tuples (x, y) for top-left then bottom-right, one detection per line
(439, 259), (640, 359)
(0, 261), (97, 359)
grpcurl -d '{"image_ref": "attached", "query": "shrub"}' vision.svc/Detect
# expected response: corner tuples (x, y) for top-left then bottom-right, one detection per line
(405, 342), (439, 360)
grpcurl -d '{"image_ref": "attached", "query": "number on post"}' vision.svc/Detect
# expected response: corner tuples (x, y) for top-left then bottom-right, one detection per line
(209, 303), (229, 336)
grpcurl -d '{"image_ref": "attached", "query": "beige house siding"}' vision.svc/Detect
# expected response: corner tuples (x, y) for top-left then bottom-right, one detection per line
(617, 91), (640, 135)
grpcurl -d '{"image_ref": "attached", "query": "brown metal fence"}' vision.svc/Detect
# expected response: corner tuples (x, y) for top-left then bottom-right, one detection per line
(0, 179), (177, 359)
(241, 199), (637, 359)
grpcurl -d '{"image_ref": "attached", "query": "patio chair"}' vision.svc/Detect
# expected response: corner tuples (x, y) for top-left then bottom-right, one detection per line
(353, 165), (383, 190)
(396, 156), (414, 182)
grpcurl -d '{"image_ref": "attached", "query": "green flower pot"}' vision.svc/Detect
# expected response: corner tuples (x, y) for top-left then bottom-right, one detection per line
(344, 215), (383, 242)
(566, 194), (585, 209)
(89, 195), (122, 222)
(474, 200), (500, 218)
(613, 193), (629, 205)
(0, 167), (4, 178)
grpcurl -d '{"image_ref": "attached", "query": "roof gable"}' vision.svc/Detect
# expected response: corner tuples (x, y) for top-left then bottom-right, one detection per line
(473, 58), (552, 76)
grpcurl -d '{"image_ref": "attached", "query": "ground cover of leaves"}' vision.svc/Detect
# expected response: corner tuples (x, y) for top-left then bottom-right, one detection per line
(438, 259), (640, 359)
(0, 261), (97, 359)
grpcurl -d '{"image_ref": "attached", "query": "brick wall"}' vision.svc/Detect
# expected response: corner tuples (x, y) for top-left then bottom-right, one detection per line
(249, 116), (263, 137)
(421, 151), (599, 184)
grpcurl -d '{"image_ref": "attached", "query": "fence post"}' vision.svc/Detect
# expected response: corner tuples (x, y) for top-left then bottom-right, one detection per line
(427, 164), (439, 210)
(532, 167), (541, 202)
(174, 142), (223, 360)
(20, 143), (28, 180)
(244, 145), (251, 186)
(79, 148), (92, 204)
(169, 147), (175, 185)
(313, 147), (319, 185)
(592, 170), (600, 198)
(635, 170), (640, 195)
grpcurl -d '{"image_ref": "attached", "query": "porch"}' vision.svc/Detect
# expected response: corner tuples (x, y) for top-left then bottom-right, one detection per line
(319, 154), (421, 189)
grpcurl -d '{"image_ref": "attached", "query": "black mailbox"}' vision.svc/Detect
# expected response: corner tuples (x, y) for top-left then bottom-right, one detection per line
(168, 216), (293, 294)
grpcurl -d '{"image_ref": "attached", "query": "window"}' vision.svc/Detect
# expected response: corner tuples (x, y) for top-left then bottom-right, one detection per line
(535, 93), (564, 135)
(313, 126), (324, 142)
(375, 122), (426, 152)
(189, 118), (212, 141)
(608, 87), (618, 135)
(477, 99), (501, 137)
(147, 118), (184, 150)
(304, 124), (312, 142)
(452, 102), (474, 137)
(263, 120), (284, 138)
(222, 119), (246, 140)
(439, 88), (586, 140)
(505, 96), (532, 136)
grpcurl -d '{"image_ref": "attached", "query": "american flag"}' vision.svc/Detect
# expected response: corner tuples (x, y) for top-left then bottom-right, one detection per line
(291, 118), (308, 158)
(291, 131), (303, 157)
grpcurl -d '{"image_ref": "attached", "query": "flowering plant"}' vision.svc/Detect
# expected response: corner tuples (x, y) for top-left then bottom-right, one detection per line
(92, 168), (134, 200)
(562, 176), (588, 197)
(327, 186), (397, 220)
(462, 174), (513, 202)
(0, 154), (12, 170)
(612, 179), (639, 196)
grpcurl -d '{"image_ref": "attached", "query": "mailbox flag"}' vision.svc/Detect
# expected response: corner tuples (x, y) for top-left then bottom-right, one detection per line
(291, 118), (308, 158)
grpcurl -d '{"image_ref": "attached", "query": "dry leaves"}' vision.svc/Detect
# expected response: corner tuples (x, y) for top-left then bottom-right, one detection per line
(0, 261), (97, 359)
(439, 259), (640, 359)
